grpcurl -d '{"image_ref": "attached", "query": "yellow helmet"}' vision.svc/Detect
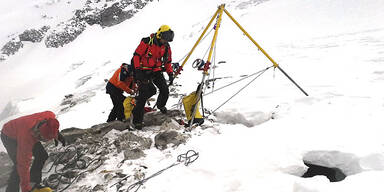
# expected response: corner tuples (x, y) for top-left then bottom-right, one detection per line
(156, 25), (174, 42)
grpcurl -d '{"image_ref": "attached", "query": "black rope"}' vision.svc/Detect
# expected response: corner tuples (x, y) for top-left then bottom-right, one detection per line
(43, 145), (104, 191)
(210, 66), (272, 115)
(126, 150), (199, 192)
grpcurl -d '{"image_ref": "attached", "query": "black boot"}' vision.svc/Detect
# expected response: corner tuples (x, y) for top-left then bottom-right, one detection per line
(134, 123), (144, 130)
(159, 106), (167, 114)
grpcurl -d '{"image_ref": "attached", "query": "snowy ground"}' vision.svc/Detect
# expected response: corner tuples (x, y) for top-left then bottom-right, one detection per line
(1, 0), (384, 191)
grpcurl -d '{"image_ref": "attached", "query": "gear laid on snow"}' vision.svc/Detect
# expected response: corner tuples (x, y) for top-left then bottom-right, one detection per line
(126, 150), (198, 192)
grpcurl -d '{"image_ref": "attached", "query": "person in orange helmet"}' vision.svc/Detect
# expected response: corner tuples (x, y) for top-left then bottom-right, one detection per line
(106, 63), (137, 122)
(1, 111), (65, 192)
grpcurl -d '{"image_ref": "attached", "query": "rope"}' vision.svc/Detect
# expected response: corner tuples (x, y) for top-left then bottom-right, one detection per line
(203, 66), (273, 97)
(209, 66), (272, 115)
(126, 150), (199, 192)
(43, 145), (104, 191)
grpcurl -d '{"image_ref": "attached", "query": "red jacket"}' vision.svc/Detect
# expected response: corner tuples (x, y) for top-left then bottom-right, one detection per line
(133, 34), (173, 73)
(1, 111), (57, 192)
(108, 65), (136, 94)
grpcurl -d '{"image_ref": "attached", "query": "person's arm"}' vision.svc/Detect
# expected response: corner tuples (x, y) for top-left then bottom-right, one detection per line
(117, 78), (134, 94)
(17, 131), (34, 192)
(133, 39), (149, 69)
(164, 46), (173, 73)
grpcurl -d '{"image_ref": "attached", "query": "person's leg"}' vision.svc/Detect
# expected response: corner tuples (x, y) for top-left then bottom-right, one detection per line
(30, 142), (48, 184)
(115, 92), (126, 121)
(132, 82), (156, 127)
(153, 73), (169, 111)
(107, 93), (118, 122)
(1, 133), (20, 192)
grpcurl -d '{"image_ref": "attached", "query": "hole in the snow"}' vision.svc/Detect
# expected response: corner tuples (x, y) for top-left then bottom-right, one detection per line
(302, 161), (346, 182)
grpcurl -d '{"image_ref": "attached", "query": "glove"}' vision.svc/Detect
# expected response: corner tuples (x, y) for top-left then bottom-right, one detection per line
(54, 133), (66, 147)
(168, 72), (174, 85)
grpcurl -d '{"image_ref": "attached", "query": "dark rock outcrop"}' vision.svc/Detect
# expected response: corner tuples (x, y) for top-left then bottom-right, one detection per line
(45, 19), (87, 48)
(154, 130), (187, 150)
(143, 110), (183, 127)
(1, 39), (23, 56)
(60, 121), (130, 144)
(19, 26), (50, 43)
(0, 152), (12, 188)
(0, 0), (155, 60)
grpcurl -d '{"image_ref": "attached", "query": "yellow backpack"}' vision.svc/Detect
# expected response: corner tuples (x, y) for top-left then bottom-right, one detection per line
(123, 96), (136, 119)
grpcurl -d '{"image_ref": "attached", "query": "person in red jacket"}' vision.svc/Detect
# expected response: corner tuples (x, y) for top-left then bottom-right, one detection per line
(131, 25), (175, 130)
(106, 63), (136, 122)
(1, 111), (65, 192)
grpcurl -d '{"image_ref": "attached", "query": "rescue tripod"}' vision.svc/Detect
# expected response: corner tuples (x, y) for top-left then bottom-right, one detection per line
(173, 4), (309, 130)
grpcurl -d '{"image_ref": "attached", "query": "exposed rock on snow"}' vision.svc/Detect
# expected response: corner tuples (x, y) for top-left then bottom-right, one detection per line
(0, 109), (188, 191)
(45, 19), (87, 48)
(1, 39), (23, 56)
(19, 26), (50, 43)
(154, 130), (187, 150)
(0, 0), (155, 61)
(59, 92), (96, 113)
(143, 110), (183, 127)
(0, 152), (12, 188)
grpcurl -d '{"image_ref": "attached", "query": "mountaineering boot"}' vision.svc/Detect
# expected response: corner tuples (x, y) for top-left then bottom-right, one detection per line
(134, 123), (143, 130)
(159, 106), (167, 114)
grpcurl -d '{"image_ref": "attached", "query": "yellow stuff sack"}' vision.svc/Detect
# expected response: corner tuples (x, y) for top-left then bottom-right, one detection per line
(123, 96), (135, 119)
(182, 91), (203, 120)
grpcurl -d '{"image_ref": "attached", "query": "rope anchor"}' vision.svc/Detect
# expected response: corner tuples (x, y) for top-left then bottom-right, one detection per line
(126, 150), (199, 192)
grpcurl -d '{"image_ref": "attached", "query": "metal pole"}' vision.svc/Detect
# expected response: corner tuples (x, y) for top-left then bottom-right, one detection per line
(174, 8), (220, 78)
(189, 4), (225, 130)
(224, 9), (308, 96)
(277, 66), (308, 96)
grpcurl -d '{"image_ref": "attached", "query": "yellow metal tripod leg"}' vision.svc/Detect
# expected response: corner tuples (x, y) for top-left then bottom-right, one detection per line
(175, 7), (220, 78)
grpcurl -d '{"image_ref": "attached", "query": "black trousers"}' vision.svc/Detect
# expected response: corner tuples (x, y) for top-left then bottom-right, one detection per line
(106, 82), (126, 122)
(1, 133), (48, 192)
(132, 72), (169, 125)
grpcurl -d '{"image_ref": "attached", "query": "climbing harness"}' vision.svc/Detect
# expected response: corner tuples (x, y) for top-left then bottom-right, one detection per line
(125, 150), (199, 192)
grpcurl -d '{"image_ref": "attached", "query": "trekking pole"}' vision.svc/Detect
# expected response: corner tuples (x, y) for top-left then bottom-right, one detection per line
(223, 8), (309, 96)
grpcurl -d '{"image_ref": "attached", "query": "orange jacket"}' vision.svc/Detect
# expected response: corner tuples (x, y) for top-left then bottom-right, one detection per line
(1, 111), (57, 192)
(108, 65), (136, 94)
